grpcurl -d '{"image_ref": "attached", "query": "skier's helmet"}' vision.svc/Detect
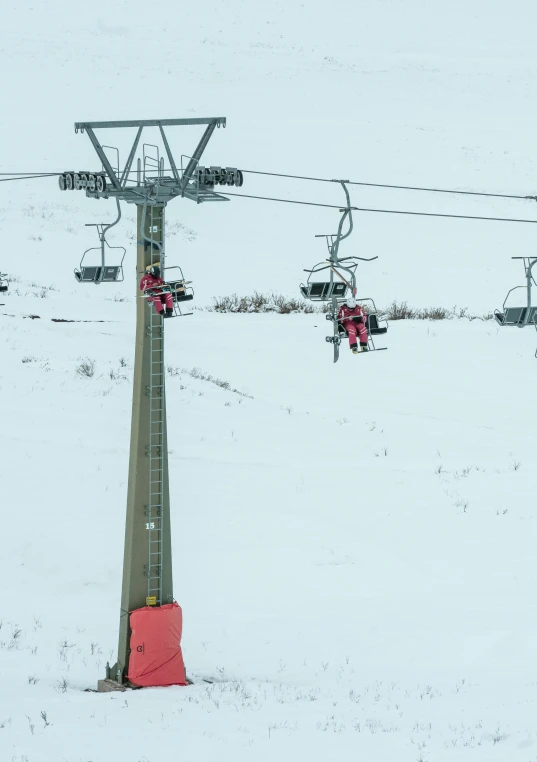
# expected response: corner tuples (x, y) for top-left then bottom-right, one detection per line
(149, 265), (161, 279)
(347, 296), (357, 309)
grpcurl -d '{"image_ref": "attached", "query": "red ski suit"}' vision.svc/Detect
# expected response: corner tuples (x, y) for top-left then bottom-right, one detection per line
(338, 304), (368, 348)
(139, 273), (173, 313)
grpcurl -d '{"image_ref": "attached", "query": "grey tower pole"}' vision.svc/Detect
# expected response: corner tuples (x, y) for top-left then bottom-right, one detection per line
(65, 118), (234, 689)
(114, 203), (173, 683)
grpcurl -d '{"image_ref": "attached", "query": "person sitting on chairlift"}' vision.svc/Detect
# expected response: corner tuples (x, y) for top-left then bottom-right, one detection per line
(338, 296), (368, 354)
(139, 265), (174, 318)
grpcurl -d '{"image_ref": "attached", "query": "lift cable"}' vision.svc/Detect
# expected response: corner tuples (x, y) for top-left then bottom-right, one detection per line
(2, 167), (537, 203)
(3, 169), (537, 220)
(219, 191), (537, 225)
(2, 167), (537, 202)
(240, 169), (537, 202)
(0, 173), (60, 183)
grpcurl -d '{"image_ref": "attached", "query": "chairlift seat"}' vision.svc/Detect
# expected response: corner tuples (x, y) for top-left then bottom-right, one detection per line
(494, 306), (537, 326)
(300, 282), (347, 301)
(337, 313), (388, 337)
(75, 265), (123, 284)
(366, 314), (388, 335)
(0, 285), (7, 293)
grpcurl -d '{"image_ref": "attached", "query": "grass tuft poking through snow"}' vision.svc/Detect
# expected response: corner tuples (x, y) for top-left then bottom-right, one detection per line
(167, 366), (254, 398)
(206, 292), (323, 314)
(75, 359), (96, 378)
(380, 301), (493, 321)
(203, 294), (494, 321)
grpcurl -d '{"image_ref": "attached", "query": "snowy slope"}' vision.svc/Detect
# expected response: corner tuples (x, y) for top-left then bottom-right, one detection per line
(1, 285), (537, 761)
(2, 1), (537, 760)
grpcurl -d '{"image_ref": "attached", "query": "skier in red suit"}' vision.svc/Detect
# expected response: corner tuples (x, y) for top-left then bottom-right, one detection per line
(338, 296), (369, 354)
(139, 265), (174, 318)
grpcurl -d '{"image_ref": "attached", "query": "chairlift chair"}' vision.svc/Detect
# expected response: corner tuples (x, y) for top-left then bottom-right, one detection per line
(140, 262), (194, 318)
(301, 180), (388, 362)
(330, 297), (388, 350)
(74, 199), (126, 284)
(494, 256), (537, 327)
(301, 255), (388, 358)
(0, 273), (8, 293)
(163, 265), (194, 317)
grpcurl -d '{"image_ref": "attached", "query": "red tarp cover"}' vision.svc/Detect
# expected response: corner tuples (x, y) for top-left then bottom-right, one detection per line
(127, 602), (187, 687)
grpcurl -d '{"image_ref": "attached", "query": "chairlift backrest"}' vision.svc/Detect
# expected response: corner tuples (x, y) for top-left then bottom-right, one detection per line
(300, 281), (348, 301)
(496, 305), (537, 326)
(101, 266), (122, 282)
(75, 265), (123, 284)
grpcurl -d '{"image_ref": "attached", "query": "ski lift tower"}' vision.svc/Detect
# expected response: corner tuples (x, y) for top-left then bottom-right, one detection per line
(60, 118), (241, 689)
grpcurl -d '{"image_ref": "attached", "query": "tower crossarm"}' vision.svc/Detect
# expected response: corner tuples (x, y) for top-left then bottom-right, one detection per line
(75, 117), (226, 130)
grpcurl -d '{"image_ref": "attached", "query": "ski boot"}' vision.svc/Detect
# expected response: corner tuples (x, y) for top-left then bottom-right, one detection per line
(360, 343), (369, 352)
(164, 308), (174, 318)
(351, 343), (359, 355)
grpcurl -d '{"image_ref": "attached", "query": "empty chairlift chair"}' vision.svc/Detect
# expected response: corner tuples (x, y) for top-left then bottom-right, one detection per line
(494, 256), (537, 327)
(74, 263), (124, 284)
(74, 199), (126, 285)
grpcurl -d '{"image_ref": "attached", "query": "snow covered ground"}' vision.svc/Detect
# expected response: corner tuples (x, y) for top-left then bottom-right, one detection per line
(2, 0), (537, 760)
(1, 285), (536, 761)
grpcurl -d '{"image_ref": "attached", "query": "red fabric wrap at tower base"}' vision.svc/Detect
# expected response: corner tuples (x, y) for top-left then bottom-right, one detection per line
(127, 602), (187, 687)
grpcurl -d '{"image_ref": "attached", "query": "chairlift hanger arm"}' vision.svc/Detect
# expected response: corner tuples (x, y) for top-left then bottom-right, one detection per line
(102, 198), (122, 237)
(83, 198), (122, 235)
(331, 183), (353, 261)
(511, 256), (537, 284)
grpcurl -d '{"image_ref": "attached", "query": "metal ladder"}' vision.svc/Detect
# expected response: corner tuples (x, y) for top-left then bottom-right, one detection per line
(145, 205), (166, 606)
